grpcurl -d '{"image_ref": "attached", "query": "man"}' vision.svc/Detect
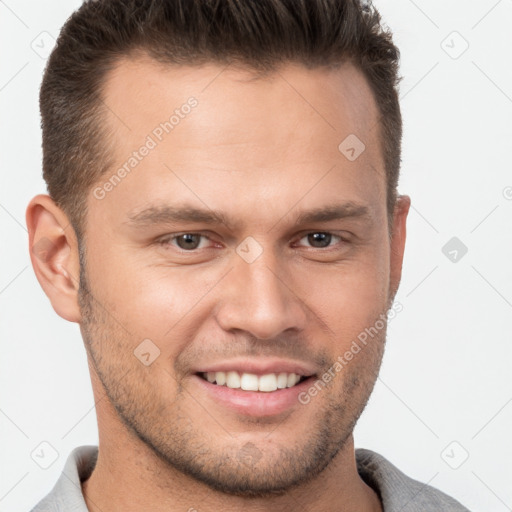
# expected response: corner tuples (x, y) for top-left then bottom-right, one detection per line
(26, 0), (469, 510)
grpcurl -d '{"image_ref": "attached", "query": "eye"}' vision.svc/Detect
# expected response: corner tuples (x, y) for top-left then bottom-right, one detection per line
(160, 233), (211, 251)
(297, 232), (342, 248)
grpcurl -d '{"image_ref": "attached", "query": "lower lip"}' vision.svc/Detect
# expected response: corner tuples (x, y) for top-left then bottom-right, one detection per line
(191, 374), (315, 417)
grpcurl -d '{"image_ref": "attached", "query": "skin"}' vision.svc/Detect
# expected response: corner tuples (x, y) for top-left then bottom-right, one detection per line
(27, 55), (410, 512)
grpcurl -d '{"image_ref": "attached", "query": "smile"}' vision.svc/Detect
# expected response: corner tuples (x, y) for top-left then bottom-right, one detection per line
(198, 371), (308, 392)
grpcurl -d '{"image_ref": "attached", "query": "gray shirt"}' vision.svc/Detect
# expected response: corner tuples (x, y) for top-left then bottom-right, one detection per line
(30, 445), (470, 511)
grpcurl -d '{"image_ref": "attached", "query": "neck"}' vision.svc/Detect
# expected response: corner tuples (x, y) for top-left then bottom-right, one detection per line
(82, 420), (381, 512)
(83, 369), (381, 512)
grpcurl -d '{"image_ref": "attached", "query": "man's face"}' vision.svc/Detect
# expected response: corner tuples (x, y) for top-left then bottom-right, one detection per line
(79, 57), (404, 496)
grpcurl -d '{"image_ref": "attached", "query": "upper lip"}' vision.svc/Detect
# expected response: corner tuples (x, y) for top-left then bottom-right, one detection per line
(193, 358), (317, 377)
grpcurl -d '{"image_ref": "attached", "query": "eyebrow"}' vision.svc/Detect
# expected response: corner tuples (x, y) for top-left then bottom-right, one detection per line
(294, 203), (370, 225)
(125, 202), (371, 230)
(126, 205), (234, 229)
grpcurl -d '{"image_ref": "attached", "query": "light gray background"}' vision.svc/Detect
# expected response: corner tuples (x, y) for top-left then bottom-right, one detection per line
(1, 1), (511, 511)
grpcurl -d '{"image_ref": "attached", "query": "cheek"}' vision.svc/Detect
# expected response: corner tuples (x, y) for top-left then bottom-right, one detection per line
(88, 226), (390, 353)
(293, 253), (390, 343)
(88, 248), (225, 347)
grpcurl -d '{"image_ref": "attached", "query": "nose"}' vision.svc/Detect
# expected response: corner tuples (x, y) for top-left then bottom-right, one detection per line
(214, 248), (307, 340)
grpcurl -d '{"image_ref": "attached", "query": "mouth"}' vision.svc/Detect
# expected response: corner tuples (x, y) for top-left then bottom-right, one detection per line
(196, 371), (312, 392)
(191, 359), (318, 416)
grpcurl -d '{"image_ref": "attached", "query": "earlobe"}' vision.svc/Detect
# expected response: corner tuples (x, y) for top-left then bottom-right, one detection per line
(389, 194), (411, 302)
(26, 194), (82, 323)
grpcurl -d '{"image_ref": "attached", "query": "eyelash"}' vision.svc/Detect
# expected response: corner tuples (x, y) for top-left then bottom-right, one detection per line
(157, 231), (347, 251)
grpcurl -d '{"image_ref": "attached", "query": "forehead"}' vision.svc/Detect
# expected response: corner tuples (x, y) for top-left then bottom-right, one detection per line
(101, 54), (380, 148)
(92, 54), (385, 229)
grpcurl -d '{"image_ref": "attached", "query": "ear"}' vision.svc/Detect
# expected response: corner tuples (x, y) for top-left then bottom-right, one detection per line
(26, 194), (82, 323)
(389, 194), (411, 302)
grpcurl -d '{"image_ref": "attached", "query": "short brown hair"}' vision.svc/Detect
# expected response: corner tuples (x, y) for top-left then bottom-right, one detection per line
(40, 0), (401, 239)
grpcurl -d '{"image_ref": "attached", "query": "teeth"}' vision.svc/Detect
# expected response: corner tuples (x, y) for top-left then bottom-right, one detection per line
(287, 373), (297, 387)
(240, 373), (259, 391)
(226, 371), (241, 389)
(201, 371), (306, 392)
(277, 372), (288, 389)
(215, 371), (226, 386)
(258, 373), (277, 392)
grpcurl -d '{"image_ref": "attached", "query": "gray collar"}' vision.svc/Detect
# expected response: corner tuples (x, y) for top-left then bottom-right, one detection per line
(31, 446), (470, 511)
